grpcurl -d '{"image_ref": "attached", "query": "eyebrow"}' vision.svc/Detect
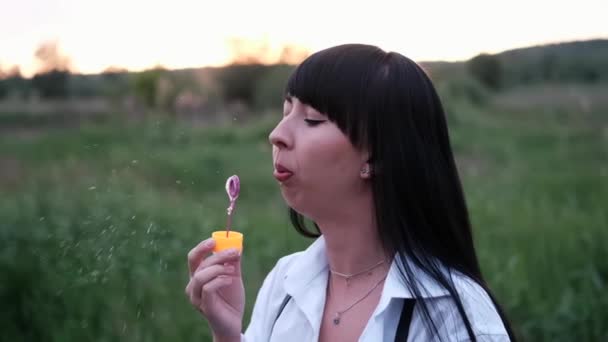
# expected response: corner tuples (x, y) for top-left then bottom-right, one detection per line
(284, 94), (293, 103)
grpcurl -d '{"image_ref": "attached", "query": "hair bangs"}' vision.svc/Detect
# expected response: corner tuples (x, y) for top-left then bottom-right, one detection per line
(285, 44), (388, 149)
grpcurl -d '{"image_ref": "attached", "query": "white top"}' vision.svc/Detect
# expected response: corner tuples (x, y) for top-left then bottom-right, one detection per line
(242, 236), (510, 341)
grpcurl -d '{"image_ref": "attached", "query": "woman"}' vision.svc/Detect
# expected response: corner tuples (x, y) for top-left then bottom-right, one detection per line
(185, 44), (516, 341)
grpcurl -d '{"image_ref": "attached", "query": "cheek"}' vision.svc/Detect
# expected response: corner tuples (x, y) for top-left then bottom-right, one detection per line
(284, 131), (358, 217)
(301, 131), (358, 181)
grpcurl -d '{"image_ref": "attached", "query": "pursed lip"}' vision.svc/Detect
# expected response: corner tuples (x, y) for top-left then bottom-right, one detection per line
(273, 163), (294, 182)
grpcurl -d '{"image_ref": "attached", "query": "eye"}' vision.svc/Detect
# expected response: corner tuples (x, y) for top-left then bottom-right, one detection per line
(304, 119), (325, 127)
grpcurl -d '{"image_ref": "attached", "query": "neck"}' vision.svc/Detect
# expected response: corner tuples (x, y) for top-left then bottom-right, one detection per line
(314, 192), (389, 275)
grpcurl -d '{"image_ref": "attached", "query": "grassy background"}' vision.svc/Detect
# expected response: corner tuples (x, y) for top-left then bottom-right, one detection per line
(1, 102), (606, 341)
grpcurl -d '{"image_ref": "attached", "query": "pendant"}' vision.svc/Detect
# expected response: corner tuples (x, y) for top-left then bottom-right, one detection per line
(333, 313), (341, 325)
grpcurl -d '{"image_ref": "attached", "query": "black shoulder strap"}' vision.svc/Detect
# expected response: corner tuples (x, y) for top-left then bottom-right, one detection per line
(270, 294), (292, 337)
(395, 299), (416, 341)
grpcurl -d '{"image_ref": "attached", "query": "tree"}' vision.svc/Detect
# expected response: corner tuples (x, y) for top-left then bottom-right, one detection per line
(0, 66), (28, 99)
(31, 70), (69, 98)
(466, 53), (502, 90)
(132, 66), (165, 107)
(30, 41), (72, 99)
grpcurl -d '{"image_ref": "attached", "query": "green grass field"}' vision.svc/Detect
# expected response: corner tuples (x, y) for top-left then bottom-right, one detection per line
(1, 105), (606, 341)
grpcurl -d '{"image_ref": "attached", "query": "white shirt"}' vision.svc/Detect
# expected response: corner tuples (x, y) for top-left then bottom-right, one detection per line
(242, 236), (510, 341)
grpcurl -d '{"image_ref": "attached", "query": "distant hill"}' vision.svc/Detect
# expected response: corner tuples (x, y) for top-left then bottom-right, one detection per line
(423, 39), (608, 86)
(497, 39), (608, 63)
(496, 39), (608, 85)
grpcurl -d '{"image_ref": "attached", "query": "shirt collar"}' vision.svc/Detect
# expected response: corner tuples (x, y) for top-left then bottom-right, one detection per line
(283, 236), (328, 297)
(283, 235), (450, 300)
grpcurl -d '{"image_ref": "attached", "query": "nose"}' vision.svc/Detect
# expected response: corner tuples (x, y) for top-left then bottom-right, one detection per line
(268, 118), (292, 150)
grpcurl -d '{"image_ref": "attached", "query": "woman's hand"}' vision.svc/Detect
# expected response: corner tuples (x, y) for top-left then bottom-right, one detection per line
(185, 238), (245, 340)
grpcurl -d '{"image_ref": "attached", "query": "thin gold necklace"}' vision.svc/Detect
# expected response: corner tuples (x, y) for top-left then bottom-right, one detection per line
(329, 259), (386, 286)
(330, 274), (387, 325)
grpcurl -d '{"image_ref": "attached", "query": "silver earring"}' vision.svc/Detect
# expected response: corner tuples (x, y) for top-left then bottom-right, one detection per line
(360, 165), (371, 176)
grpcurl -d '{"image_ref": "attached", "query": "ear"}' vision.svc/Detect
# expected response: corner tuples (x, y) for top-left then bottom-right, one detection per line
(359, 147), (372, 164)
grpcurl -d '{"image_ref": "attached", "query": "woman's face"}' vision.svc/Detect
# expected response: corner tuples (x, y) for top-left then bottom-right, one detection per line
(268, 95), (369, 220)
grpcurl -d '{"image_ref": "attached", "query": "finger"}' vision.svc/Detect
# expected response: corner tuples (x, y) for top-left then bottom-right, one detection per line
(185, 278), (200, 306)
(188, 238), (216, 277)
(196, 248), (241, 272)
(201, 276), (233, 302)
(184, 277), (198, 298)
(192, 264), (236, 286)
(189, 282), (201, 308)
(187, 264), (235, 306)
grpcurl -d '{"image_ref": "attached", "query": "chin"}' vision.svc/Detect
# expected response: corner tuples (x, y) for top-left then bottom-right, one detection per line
(280, 187), (299, 209)
(281, 190), (307, 215)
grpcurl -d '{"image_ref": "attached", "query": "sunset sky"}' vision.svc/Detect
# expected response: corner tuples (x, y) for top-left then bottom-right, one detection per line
(1, 0), (606, 77)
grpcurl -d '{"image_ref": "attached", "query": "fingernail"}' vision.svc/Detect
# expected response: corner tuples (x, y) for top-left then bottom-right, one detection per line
(226, 248), (238, 256)
(204, 239), (214, 247)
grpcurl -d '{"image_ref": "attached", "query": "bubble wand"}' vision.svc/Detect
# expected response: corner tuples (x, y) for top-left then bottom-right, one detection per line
(225, 175), (240, 238)
(211, 175), (243, 253)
